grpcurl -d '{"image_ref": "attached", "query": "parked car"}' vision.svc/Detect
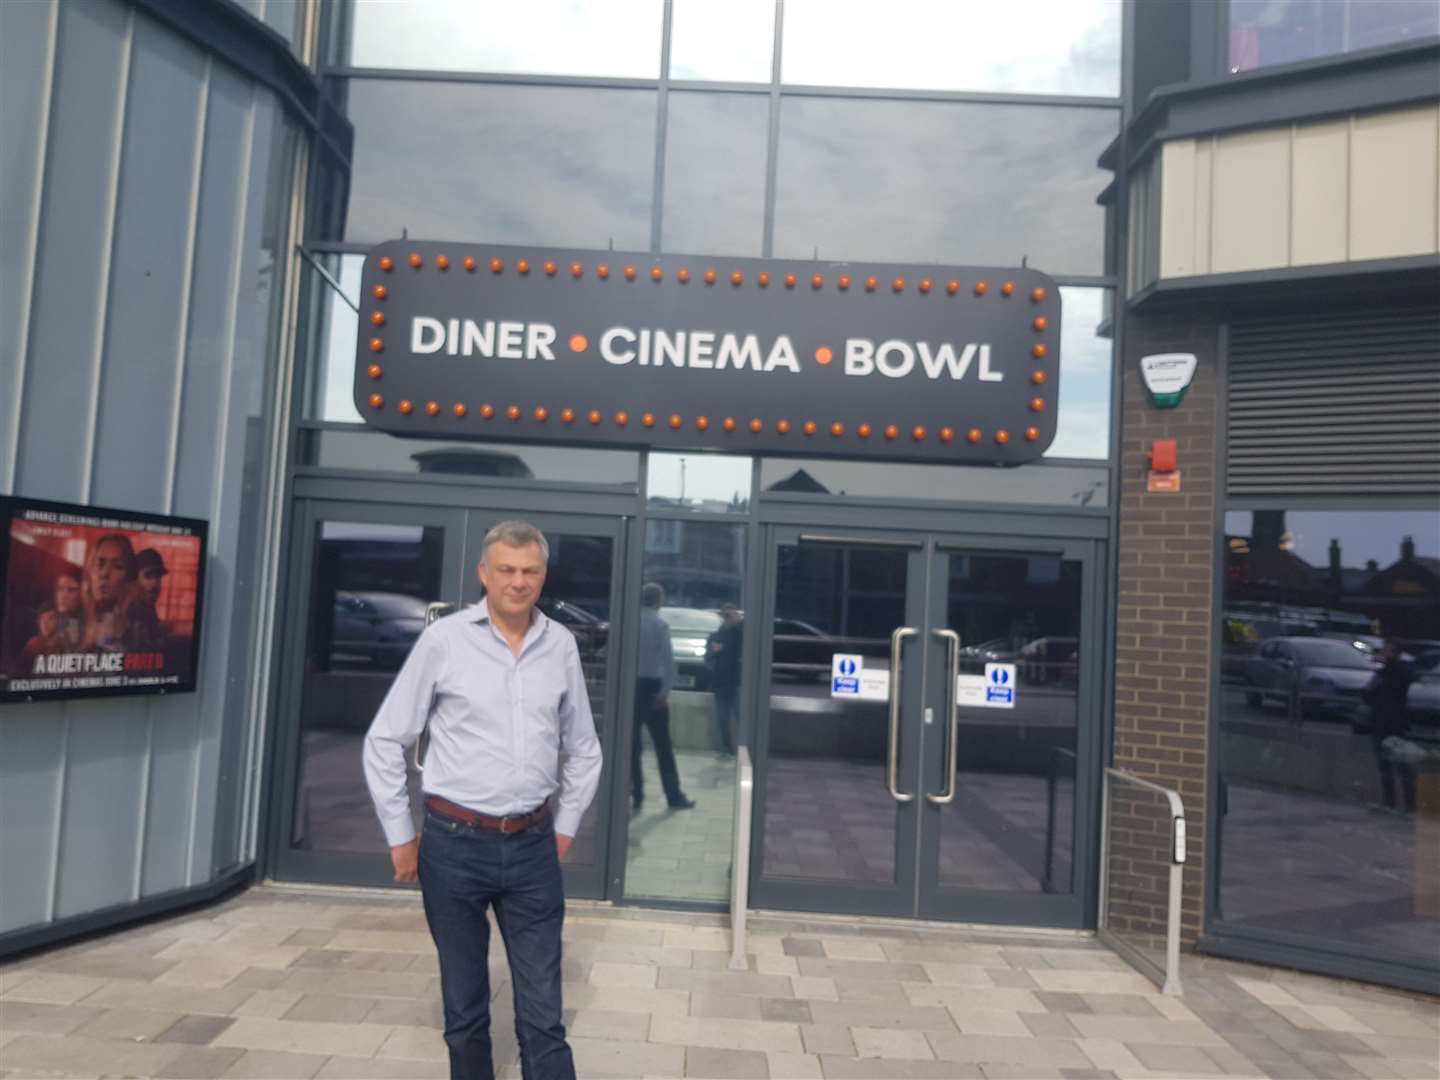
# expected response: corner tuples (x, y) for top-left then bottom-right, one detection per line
(771, 617), (834, 681)
(538, 597), (609, 659)
(1019, 636), (1079, 686)
(659, 606), (721, 690)
(331, 590), (428, 670)
(1242, 636), (1379, 720)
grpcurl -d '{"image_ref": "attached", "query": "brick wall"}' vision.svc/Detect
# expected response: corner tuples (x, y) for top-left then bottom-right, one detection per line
(1109, 311), (1220, 943)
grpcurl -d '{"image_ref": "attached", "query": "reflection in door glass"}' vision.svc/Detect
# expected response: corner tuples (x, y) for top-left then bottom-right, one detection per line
(292, 522), (445, 855)
(763, 544), (908, 884)
(940, 555), (1082, 894)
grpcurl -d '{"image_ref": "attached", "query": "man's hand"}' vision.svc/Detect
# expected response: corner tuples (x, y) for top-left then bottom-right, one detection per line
(655, 692), (668, 708)
(556, 833), (574, 860)
(390, 838), (419, 882)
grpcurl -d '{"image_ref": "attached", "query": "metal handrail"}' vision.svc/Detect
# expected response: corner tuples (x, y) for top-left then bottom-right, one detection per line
(1098, 766), (1186, 996)
(729, 746), (755, 970)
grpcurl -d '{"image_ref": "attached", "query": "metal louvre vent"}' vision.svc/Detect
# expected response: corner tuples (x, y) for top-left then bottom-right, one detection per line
(1227, 307), (1440, 497)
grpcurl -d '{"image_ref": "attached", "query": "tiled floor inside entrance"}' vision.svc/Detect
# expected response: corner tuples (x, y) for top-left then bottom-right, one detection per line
(2, 885), (1436, 1079)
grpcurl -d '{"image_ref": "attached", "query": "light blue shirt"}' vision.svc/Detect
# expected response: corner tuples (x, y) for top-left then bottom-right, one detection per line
(638, 607), (675, 694)
(362, 598), (603, 846)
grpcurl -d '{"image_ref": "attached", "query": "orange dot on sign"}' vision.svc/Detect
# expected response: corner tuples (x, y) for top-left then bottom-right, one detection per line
(669, 414), (683, 429)
(912, 425), (927, 441)
(426, 401), (440, 416)
(561, 408), (576, 423)
(372, 284), (388, 300)
(641, 413), (656, 428)
(857, 423), (872, 438)
(597, 264), (610, 279)
(893, 277), (905, 292)
(946, 280), (960, 295)
(378, 256), (394, 271)
(651, 266), (663, 281)
(974, 280), (988, 295)
(1001, 281), (1015, 296)
(544, 260), (557, 275)
(615, 411), (629, 426)
(370, 311), (385, 326)
(480, 404), (495, 419)
(1032, 370), (1047, 385)
(939, 426), (954, 443)
(995, 429), (1011, 444)
(784, 273), (797, 288)
(885, 424), (899, 440)
(1030, 397), (1046, 412)
(534, 407), (549, 421)
(624, 265), (636, 280)
(490, 258), (503, 273)
(1031, 287), (1046, 301)
(777, 419), (791, 434)
(369, 393), (384, 408)
(436, 255), (450, 270)
(696, 416), (710, 431)
(454, 403), (467, 417)
(968, 428), (982, 443)
(569, 334), (589, 353)
(704, 269), (717, 285)
(517, 259), (530, 274)
(507, 406), (521, 420)
(758, 271), (770, 287)
(588, 409), (602, 424)
(830, 422), (844, 437)
(838, 275), (851, 290)
(1033, 344), (1048, 358)
(812, 274), (824, 289)
(749, 418), (763, 433)
(463, 256), (477, 271)
(368, 337), (384, 353)
(367, 363), (382, 379)
(865, 276), (878, 291)
(920, 279), (933, 293)
(1025, 427), (1040, 441)
(571, 262), (583, 277)
(398, 399), (413, 414)
(723, 417), (737, 432)
(408, 253), (422, 268)
(1033, 316), (1048, 331)
(814, 346), (833, 365)
(803, 421), (817, 436)
(731, 271), (744, 286)
(678, 268), (691, 283)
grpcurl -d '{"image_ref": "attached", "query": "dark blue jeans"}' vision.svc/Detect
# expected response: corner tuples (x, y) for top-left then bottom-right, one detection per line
(418, 806), (574, 1080)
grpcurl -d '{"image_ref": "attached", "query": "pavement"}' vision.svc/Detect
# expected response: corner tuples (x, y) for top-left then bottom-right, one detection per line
(1, 885), (1436, 1080)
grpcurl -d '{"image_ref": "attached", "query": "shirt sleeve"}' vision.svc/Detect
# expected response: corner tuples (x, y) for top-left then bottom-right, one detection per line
(553, 634), (603, 838)
(362, 625), (444, 847)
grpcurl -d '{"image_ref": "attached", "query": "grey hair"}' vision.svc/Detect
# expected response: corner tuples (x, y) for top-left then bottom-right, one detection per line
(481, 520), (550, 562)
(641, 582), (664, 608)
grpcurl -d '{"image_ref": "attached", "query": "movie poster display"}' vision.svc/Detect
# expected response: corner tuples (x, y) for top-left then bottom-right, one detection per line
(0, 498), (208, 704)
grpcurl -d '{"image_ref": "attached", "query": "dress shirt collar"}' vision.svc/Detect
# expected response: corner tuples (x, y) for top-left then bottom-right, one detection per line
(468, 596), (551, 655)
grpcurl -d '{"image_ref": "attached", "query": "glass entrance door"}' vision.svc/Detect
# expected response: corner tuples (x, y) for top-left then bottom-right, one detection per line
(271, 501), (626, 898)
(751, 527), (1097, 927)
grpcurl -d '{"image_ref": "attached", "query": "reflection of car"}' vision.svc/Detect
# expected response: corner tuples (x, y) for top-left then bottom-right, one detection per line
(659, 607), (721, 690)
(331, 590), (428, 669)
(1242, 636), (1379, 719)
(538, 597), (609, 657)
(772, 618), (834, 681)
(1019, 637), (1078, 685)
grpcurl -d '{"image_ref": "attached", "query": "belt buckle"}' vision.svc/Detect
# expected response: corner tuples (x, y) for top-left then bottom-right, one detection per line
(500, 812), (523, 835)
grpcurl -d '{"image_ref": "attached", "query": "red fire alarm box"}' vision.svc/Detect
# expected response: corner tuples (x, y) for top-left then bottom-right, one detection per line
(1147, 438), (1180, 492)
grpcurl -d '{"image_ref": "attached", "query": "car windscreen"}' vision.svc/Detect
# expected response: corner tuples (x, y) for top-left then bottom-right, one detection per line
(661, 609), (721, 633)
(1292, 640), (1376, 669)
(355, 592), (428, 619)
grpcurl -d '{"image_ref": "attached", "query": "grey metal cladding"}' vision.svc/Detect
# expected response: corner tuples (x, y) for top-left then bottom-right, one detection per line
(354, 241), (1062, 464)
(1226, 307), (1440, 497)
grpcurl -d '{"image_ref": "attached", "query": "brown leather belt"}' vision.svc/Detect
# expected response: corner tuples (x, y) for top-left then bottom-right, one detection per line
(425, 794), (550, 835)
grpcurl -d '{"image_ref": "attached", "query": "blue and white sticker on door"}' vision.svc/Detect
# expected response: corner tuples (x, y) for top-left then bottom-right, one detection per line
(956, 663), (1017, 709)
(831, 654), (890, 701)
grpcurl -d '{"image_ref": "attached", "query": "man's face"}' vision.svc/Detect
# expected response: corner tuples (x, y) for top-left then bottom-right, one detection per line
(478, 542), (547, 622)
(138, 568), (164, 605)
(88, 542), (129, 604)
(54, 575), (80, 614)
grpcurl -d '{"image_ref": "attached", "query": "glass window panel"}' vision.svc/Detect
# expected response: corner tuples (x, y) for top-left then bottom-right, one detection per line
(343, 80), (656, 248)
(773, 97), (1117, 275)
(349, 0), (664, 78)
(647, 451), (752, 512)
(302, 428), (641, 486)
(662, 91), (768, 256)
(782, 0), (1121, 97)
(625, 520), (747, 901)
(669, 0), (775, 82)
(309, 254), (362, 424)
(1216, 509), (1440, 968)
(759, 458), (1109, 508)
(1048, 287), (1112, 460)
(1229, 0), (1438, 73)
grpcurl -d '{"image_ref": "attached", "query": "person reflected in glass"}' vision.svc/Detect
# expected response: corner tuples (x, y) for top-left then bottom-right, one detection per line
(1363, 639), (1418, 815)
(706, 603), (743, 756)
(633, 582), (694, 811)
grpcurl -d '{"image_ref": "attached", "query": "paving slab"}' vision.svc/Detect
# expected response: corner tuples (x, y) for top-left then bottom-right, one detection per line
(684, 1044), (772, 1078)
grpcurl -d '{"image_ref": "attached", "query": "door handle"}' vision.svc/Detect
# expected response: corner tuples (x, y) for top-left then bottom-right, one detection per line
(887, 627), (918, 803)
(927, 629), (961, 805)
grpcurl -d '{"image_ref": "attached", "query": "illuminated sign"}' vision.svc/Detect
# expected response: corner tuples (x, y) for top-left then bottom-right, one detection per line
(354, 242), (1062, 464)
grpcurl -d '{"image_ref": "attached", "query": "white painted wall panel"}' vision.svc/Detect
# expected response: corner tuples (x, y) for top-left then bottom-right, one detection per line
(1159, 140), (1197, 277)
(1210, 128), (1291, 274)
(1290, 120), (1349, 267)
(1350, 106), (1439, 261)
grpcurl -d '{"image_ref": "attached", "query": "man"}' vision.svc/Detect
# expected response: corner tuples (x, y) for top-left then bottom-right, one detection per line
(1363, 639), (1418, 815)
(52, 570), (82, 647)
(363, 521), (602, 1080)
(127, 549), (168, 651)
(631, 582), (694, 811)
(706, 603), (743, 755)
